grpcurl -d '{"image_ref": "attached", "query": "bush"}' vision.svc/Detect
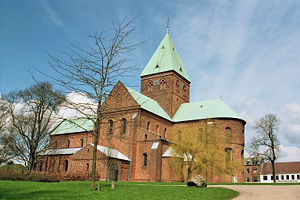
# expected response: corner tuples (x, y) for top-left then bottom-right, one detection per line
(0, 166), (60, 182)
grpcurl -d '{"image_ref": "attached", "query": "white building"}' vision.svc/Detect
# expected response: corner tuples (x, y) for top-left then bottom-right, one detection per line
(260, 162), (300, 183)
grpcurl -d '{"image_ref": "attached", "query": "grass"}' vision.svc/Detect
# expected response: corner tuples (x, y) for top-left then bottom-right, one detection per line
(0, 180), (238, 200)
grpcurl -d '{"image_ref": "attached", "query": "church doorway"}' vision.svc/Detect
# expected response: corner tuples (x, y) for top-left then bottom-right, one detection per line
(109, 164), (118, 181)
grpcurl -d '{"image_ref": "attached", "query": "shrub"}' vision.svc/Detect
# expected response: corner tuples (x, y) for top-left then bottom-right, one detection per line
(0, 167), (60, 182)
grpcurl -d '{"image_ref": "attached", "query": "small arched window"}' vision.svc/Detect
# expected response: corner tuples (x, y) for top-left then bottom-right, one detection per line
(164, 128), (167, 139)
(86, 163), (89, 171)
(145, 134), (148, 140)
(109, 120), (113, 134)
(199, 128), (203, 141)
(225, 148), (232, 163)
(65, 160), (68, 172)
(178, 130), (182, 140)
(122, 118), (127, 134)
(226, 127), (232, 143)
(159, 79), (166, 90)
(156, 125), (159, 134)
(39, 160), (43, 172)
(143, 153), (147, 166)
(67, 140), (70, 148)
(147, 81), (153, 92)
(147, 121), (150, 131)
(80, 139), (84, 147)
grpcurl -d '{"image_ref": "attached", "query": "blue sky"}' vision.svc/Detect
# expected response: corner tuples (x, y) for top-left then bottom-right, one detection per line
(1, 0), (300, 161)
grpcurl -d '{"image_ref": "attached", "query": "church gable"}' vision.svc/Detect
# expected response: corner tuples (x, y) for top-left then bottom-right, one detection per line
(102, 81), (139, 110)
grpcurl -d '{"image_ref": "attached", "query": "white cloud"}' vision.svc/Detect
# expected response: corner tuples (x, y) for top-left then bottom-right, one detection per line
(278, 145), (300, 162)
(40, 1), (64, 27)
(56, 92), (97, 120)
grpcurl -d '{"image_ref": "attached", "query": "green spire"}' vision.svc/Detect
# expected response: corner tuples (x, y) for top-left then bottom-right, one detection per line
(140, 30), (191, 82)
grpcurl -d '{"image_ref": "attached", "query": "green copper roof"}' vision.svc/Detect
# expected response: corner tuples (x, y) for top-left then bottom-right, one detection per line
(172, 98), (245, 123)
(141, 32), (191, 82)
(50, 118), (94, 135)
(125, 86), (172, 121)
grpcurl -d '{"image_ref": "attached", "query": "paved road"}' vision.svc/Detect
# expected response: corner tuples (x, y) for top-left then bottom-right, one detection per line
(210, 185), (300, 200)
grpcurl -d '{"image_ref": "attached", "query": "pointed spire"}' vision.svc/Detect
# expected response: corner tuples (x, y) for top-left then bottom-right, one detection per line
(140, 25), (191, 82)
(167, 18), (169, 34)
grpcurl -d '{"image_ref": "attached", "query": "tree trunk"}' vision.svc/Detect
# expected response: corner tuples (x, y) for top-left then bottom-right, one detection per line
(90, 118), (100, 190)
(271, 160), (276, 183)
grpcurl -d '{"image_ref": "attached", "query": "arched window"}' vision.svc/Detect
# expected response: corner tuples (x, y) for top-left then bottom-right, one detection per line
(109, 120), (113, 134)
(67, 140), (70, 148)
(39, 160), (43, 172)
(147, 81), (153, 92)
(80, 139), (84, 147)
(65, 160), (68, 172)
(145, 134), (148, 140)
(156, 125), (159, 134)
(143, 153), (147, 166)
(164, 128), (167, 138)
(122, 118), (127, 134)
(147, 121), (150, 131)
(86, 163), (89, 171)
(183, 85), (187, 96)
(225, 148), (232, 163)
(159, 79), (166, 90)
(226, 127), (232, 143)
(178, 130), (182, 140)
(199, 128), (203, 141)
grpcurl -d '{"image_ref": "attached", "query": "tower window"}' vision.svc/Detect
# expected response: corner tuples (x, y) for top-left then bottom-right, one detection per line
(147, 81), (153, 92)
(67, 140), (70, 148)
(164, 128), (167, 138)
(147, 121), (150, 131)
(80, 139), (84, 147)
(145, 134), (148, 140)
(159, 79), (166, 90)
(156, 125), (159, 133)
(225, 148), (232, 163)
(109, 120), (113, 134)
(86, 163), (89, 171)
(226, 127), (232, 143)
(122, 118), (127, 134)
(143, 153), (147, 166)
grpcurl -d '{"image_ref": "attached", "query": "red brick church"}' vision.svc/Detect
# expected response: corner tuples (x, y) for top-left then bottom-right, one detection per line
(37, 30), (246, 183)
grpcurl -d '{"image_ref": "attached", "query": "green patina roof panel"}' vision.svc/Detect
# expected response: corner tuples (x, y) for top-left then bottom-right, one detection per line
(172, 98), (244, 122)
(125, 86), (172, 121)
(50, 118), (95, 135)
(141, 32), (191, 82)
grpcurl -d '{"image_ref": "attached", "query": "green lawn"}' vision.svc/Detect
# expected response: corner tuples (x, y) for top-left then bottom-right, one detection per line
(0, 181), (238, 200)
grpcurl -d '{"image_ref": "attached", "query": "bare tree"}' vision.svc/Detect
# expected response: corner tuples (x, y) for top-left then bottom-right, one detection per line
(45, 17), (143, 190)
(0, 82), (64, 173)
(249, 114), (280, 183)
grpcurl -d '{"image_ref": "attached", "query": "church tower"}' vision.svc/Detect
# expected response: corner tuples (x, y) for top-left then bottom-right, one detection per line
(140, 30), (191, 117)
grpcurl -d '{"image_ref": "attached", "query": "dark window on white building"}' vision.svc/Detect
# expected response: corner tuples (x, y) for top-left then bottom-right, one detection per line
(263, 176), (268, 180)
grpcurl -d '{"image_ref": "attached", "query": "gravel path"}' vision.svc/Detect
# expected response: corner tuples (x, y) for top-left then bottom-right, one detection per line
(210, 185), (300, 200)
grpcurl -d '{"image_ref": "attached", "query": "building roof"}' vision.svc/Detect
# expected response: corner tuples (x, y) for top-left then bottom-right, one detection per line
(172, 98), (245, 123)
(125, 86), (172, 121)
(140, 32), (191, 82)
(261, 162), (300, 174)
(39, 148), (82, 156)
(50, 118), (94, 135)
(90, 144), (130, 161)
